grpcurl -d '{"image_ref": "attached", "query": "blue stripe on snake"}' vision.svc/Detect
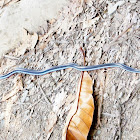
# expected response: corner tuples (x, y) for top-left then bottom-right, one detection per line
(0, 63), (140, 80)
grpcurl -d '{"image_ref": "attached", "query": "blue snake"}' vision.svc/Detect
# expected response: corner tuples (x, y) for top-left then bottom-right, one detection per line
(0, 63), (140, 80)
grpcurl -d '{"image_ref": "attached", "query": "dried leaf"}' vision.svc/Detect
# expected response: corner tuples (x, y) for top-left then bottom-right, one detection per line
(46, 111), (57, 139)
(0, 0), (4, 8)
(84, 0), (93, 6)
(62, 72), (94, 140)
(16, 29), (38, 56)
(82, 17), (100, 29)
(2, 75), (23, 101)
(108, 1), (125, 15)
(3, 75), (23, 130)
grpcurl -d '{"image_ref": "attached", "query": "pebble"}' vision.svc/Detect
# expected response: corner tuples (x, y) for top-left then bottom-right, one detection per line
(21, 90), (28, 103)
(26, 82), (34, 89)
(0, 112), (4, 120)
(118, 92), (123, 99)
(57, 71), (61, 77)
(0, 120), (5, 129)
(104, 93), (108, 99)
(26, 79), (31, 85)
(61, 69), (65, 75)
(50, 82), (54, 87)
(97, 129), (101, 135)
(130, 0), (137, 3)
(25, 97), (30, 102)
(52, 71), (57, 79)
(108, 1), (125, 15)
(36, 133), (40, 138)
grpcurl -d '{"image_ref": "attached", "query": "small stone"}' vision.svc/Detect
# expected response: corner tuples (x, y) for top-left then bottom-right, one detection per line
(57, 71), (61, 77)
(26, 79), (31, 85)
(21, 90), (28, 103)
(104, 93), (108, 99)
(61, 69), (65, 75)
(25, 97), (30, 102)
(97, 129), (101, 135)
(132, 98), (136, 103)
(0, 120), (5, 129)
(118, 92), (123, 99)
(52, 72), (57, 79)
(108, 1), (125, 15)
(26, 83), (34, 89)
(36, 133), (40, 138)
(102, 118), (108, 124)
(85, 0), (93, 7)
(94, 34), (100, 42)
(130, 0), (137, 3)
(50, 82), (54, 87)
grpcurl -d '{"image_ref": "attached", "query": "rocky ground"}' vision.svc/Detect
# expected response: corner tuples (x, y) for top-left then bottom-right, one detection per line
(0, 0), (140, 140)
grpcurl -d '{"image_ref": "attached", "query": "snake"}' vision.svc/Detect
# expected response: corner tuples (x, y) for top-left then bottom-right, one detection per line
(0, 63), (140, 80)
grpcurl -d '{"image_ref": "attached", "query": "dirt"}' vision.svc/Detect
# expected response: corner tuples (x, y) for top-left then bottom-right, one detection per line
(0, 0), (140, 140)
(0, 0), (68, 58)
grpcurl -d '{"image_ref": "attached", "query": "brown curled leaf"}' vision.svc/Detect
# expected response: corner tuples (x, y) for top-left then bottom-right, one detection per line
(62, 72), (94, 140)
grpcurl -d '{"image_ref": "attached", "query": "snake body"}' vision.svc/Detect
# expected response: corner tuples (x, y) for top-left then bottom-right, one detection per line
(0, 63), (140, 80)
